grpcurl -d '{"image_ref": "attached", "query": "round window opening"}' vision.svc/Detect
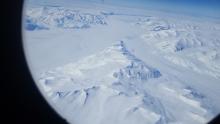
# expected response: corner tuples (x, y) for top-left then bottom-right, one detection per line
(22, 0), (220, 124)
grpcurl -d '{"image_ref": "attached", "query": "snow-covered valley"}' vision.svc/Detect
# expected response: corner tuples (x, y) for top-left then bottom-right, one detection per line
(23, 3), (220, 124)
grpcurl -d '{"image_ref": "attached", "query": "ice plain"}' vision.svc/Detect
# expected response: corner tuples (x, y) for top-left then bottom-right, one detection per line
(23, 2), (220, 124)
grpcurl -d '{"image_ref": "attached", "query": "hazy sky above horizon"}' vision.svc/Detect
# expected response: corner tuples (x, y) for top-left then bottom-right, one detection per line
(25, 0), (220, 18)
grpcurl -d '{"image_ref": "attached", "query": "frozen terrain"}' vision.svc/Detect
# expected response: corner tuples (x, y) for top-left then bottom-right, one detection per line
(23, 2), (220, 124)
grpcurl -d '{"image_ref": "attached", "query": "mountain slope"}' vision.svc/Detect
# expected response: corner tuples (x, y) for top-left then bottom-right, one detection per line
(39, 41), (215, 124)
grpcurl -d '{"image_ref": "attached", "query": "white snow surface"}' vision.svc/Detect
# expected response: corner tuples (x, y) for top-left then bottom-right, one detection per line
(23, 3), (220, 124)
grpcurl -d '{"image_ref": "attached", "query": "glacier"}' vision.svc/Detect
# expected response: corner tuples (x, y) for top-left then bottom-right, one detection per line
(23, 2), (220, 124)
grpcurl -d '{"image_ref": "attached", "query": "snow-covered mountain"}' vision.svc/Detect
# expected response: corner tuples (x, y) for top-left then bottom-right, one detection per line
(23, 4), (220, 124)
(38, 41), (216, 124)
(25, 6), (107, 30)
